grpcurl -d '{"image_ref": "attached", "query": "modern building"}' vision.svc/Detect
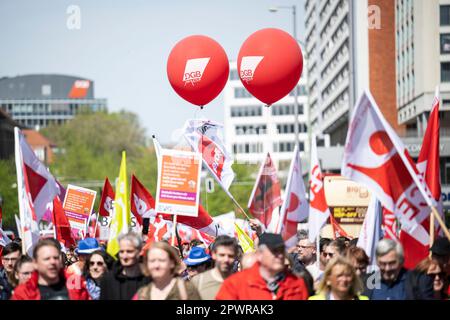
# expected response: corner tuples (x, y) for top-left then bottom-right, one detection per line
(0, 74), (107, 129)
(224, 61), (309, 175)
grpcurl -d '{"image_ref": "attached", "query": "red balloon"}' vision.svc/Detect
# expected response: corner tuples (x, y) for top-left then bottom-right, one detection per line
(237, 28), (303, 105)
(167, 35), (229, 106)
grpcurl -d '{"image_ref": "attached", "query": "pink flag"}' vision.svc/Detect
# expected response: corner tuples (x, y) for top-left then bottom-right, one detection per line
(341, 91), (436, 251)
(308, 137), (331, 242)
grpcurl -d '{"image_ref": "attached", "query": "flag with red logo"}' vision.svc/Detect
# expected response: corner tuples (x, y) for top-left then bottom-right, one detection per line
(98, 177), (115, 217)
(329, 213), (351, 239)
(131, 174), (156, 225)
(248, 153), (283, 228)
(400, 87), (445, 268)
(53, 196), (76, 247)
(183, 119), (235, 191)
(276, 145), (308, 248)
(308, 137), (331, 242)
(341, 91), (436, 252)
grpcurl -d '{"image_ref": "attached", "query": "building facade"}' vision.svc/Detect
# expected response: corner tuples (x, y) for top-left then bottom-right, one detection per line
(0, 74), (107, 129)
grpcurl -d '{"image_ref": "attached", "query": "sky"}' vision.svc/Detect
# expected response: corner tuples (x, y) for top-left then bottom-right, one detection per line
(0, 0), (305, 144)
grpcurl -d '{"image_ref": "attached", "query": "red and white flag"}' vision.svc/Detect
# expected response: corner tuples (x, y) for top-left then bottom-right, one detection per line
(131, 174), (156, 225)
(14, 127), (42, 255)
(15, 127), (59, 222)
(183, 119), (235, 191)
(53, 196), (76, 247)
(248, 153), (283, 228)
(400, 87), (445, 268)
(329, 214), (351, 239)
(382, 208), (399, 241)
(146, 215), (171, 244)
(341, 91), (436, 250)
(276, 145), (309, 248)
(308, 137), (331, 242)
(98, 177), (115, 217)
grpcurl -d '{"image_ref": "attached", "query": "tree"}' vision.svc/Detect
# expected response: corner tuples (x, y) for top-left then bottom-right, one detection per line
(0, 158), (19, 229)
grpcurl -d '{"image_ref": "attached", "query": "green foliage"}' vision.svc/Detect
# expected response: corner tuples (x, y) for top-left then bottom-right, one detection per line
(0, 158), (19, 229)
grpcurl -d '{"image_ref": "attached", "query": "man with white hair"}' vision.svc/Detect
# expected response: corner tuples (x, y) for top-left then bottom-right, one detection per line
(364, 238), (434, 300)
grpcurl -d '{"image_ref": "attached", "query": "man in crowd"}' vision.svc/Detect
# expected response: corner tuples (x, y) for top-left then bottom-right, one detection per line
(364, 238), (434, 300)
(191, 236), (238, 299)
(294, 230), (322, 280)
(216, 233), (309, 300)
(12, 238), (89, 300)
(100, 232), (148, 300)
(0, 242), (21, 300)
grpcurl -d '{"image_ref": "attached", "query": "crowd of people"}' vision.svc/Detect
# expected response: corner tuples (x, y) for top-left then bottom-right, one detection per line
(0, 227), (449, 300)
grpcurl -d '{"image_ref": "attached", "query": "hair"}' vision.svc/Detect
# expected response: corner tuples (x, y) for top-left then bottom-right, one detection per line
(2, 242), (21, 256)
(375, 238), (404, 264)
(141, 241), (181, 278)
(349, 238), (359, 247)
(415, 257), (443, 274)
(11, 255), (33, 287)
(32, 238), (61, 260)
(328, 239), (347, 256)
(346, 246), (369, 266)
(118, 231), (143, 252)
(319, 238), (332, 253)
(317, 256), (363, 298)
(82, 250), (114, 279)
(189, 239), (204, 249)
(297, 229), (309, 241)
(211, 236), (239, 255)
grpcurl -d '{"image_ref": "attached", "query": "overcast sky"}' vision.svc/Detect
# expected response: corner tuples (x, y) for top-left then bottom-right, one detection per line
(0, 0), (305, 143)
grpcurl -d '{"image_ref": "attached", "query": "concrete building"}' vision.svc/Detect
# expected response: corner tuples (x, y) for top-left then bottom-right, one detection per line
(224, 61), (309, 174)
(0, 74), (107, 129)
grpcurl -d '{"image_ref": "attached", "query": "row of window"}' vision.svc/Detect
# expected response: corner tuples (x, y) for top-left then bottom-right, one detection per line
(18, 118), (68, 127)
(322, 65), (349, 103)
(273, 141), (305, 153)
(276, 123), (307, 134)
(235, 125), (267, 135)
(232, 143), (263, 154)
(230, 106), (262, 117)
(322, 89), (349, 122)
(271, 104), (304, 116)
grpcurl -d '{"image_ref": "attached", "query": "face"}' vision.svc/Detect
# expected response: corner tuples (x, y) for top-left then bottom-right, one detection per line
(428, 263), (444, 292)
(187, 264), (207, 279)
(351, 258), (368, 277)
(377, 250), (402, 283)
(118, 240), (139, 267)
(147, 248), (175, 281)
(2, 250), (21, 274)
(433, 254), (450, 274)
(258, 246), (285, 275)
(212, 246), (236, 276)
(297, 239), (316, 263)
(16, 262), (34, 284)
(323, 246), (338, 266)
(34, 246), (63, 282)
(89, 254), (107, 280)
(327, 264), (353, 296)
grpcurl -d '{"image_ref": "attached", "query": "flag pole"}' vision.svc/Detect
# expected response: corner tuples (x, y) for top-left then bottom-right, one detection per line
(429, 210), (435, 252)
(93, 212), (99, 238)
(171, 214), (178, 246)
(431, 206), (450, 241)
(228, 194), (252, 220)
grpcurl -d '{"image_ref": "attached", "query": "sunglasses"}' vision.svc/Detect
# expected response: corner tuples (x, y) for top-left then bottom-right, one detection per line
(89, 261), (105, 267)
(323, 252), (335, 258)
(429, 272), (446, 279)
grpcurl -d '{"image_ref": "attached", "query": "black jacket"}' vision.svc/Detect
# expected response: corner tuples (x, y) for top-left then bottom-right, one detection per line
(99, 261), (149, 300)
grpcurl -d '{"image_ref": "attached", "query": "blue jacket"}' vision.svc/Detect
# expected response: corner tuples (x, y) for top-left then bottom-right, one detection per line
(0, 268), (13, 300)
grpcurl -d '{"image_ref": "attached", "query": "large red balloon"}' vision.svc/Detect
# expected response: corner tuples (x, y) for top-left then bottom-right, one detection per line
(167, 35), (229, 107)
(237, 28), (303, 105)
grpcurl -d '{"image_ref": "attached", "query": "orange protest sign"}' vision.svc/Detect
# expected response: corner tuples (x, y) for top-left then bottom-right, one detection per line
(63, 184), (97, 236)
(155, 148), (202, 217)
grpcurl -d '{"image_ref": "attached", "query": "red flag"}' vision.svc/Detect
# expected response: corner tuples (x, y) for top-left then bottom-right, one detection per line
(400, 88), (444, 268)
(248, 153), (282, 228)
(53, 196), (76, 248)
(98, 178), (115, 217)
(382, 208), (399, 241)
(329, 214), (351, 239)
(131, 175), (156, 225)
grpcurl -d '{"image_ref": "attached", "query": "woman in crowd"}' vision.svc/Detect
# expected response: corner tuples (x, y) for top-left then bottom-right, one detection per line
(11, 255), (34, 288)
(309, 256), (368, 300)
(413, 257), (447, 300)
(134, 241), (201, 300)
(83, 250), (113, 300)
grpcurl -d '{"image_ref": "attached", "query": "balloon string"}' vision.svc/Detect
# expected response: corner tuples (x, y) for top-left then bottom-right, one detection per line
(194, 105), (204, 119)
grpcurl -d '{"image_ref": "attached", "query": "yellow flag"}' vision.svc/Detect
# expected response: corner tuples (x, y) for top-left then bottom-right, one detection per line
(107, 151), (131, 258)
(234, 222), (254, 253)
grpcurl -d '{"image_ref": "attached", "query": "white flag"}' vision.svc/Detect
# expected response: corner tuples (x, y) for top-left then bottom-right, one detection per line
(357, 196), (382, 269)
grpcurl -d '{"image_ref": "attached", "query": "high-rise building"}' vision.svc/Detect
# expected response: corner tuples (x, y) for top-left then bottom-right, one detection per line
(224, 62), (309, 173)
(0, 74), (107, 129)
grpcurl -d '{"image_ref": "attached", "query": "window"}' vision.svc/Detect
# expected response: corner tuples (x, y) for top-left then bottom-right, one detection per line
(229, 69), (239, 80)
(441, 62), (450, 82)
(234, 87), (252, 98)
(440, 5), (450, 26)
(441, 34), (450, 54)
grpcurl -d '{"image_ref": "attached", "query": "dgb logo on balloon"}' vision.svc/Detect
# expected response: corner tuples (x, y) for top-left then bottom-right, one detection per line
(183, 57), (211, 86)
(239, 56), (264, 83)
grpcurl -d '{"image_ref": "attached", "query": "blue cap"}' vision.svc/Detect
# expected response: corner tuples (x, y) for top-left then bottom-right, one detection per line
(75, 238), (102, 255)
(183, 246), (211, 266)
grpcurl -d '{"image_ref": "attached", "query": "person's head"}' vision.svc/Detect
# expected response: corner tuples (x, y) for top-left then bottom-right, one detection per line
(143, 241), (181, 282)
(211, 236), (239, 277)
(296, 230), (316, 265)
(336, 236), (351, 248)
(183, 246), (211, 279)
(13, 255), (34, 286)
(83, 250), (113, 281)
(32, 238), (63, 284)
(415, 257), (445, 293)
(118, 232), (142, 268)
(346, 246), (369, 277)
(257, 233), (286, 276)
(430, 237), (450, 274)
(1, 242), (21, 274)
(318, 256), (362, 299)
(319, 238), (332, 268)
(323, 240), (346, 266)
(376, 238), (404, 283)
(240, 251), (257, 270)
